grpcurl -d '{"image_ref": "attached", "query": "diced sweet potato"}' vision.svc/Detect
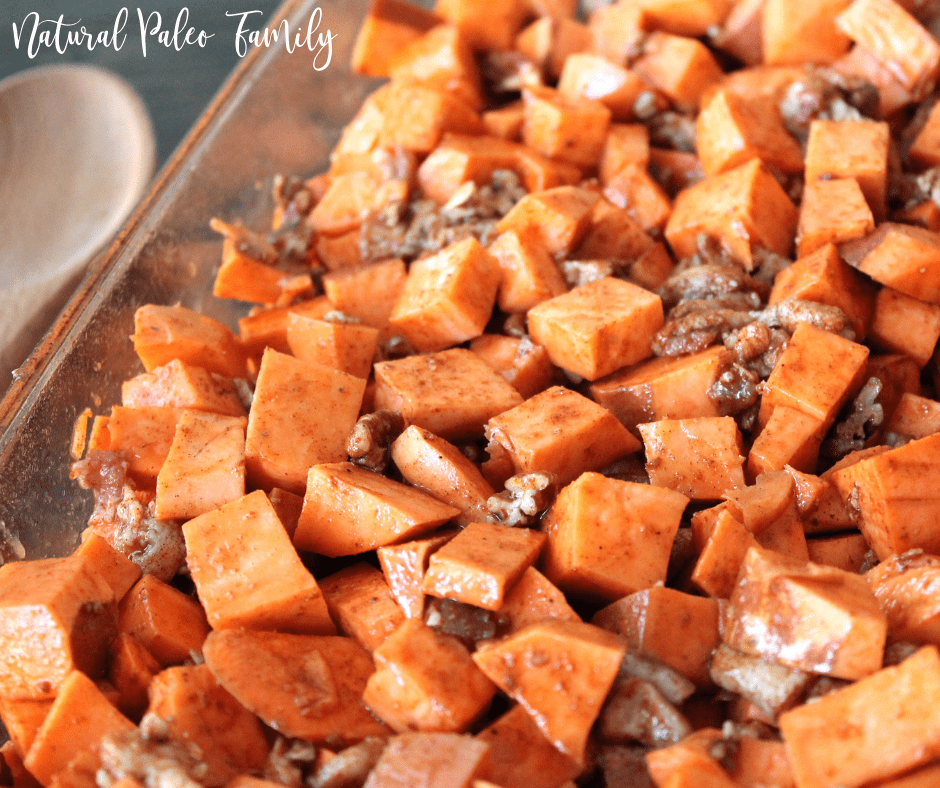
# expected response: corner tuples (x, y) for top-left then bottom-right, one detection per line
(378, 531), (457, 618)
(245, 348), (365, 494)
(797, 177), (876, 259)
(323, 258), (408, 330)
(121, 359), (246, 417)
(779, 646), (940, 788)
(72, 532), (141, 603)
(724, 545), (887, 680)
(0, 556), (116, 700)
(593, 586), (721, 686)
(318, 562), (406, 651)
(728, 736), (796, 788)
(633, 32), (724, 111)
(296, 462), (460, 557)
(713, 0), (764, 64)
(557, 54), (649, 122)
(237, 297), (332, 357)
(469, 334), (558, 400)
(118, 574), (209, 666)
(867, 551), (940, 645)
(664, 158), (798, 268)
(23, 671), (134, 786)
(495, 186), (600, 258)
(203, 628), (391, 745)
(885, 392), (940, 441)
(388, 237), (501, 352)
(637, 0), (734, 37)
(521, 86), (611, 171)
(724, 471), (809, 561)
(476, 704), (582, 788)
(145, 664), (270, 786)
(417, 134), (518, 204)
(484, 386), (641, 487)
(132, 304), (246, 379)
(377, 82), (485, 154)
(602, 162), (673, 233)
(590, 345), (734, 434)
(108, 633), (160, 720)
(869, 286), (940, 368)
(472, 621), (626, 762)
(599, 124), (651, 184)
(830, 433), (940, 559)
(516, 17), (592, 82)
(375, 348), (523, 441)
(573, 198), (657, 263)
(541, 472), (688, 601)
(364, 618), (495, 732)
(434, 0), (529, 50)
(363, 733), (490, 788)
(350, 0), (442, 77)
(589, 2), (652, 65)
(527, 277), (664, 381)
(645, 728), (737, 788)
(639, 417), (746, 501)
(762, 0), (852, 65)
(106, 405), (182, 480)
(183, 490), (335, 634)
(422, 521), (545, 610)
(154, 410), (247, 521)
(488, 228), (568, 314)
(843, 222), (940, 305)
(690, 505), (758, 599)
(286, 313), (378, 379)
(806, 532), (871, 573)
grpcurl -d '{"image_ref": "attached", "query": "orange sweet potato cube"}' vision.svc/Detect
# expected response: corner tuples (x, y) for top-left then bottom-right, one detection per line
(469, 334), (558, 400)
(748, 406), (827, 477)
(779, 646), (940, 788)
(388, 237), (501, 353)
(495, 186), (599, 258)
(364, 618), (496, 732)
(867, 552), (940, 644)
(238, 297), (332, 357)
(696, 88), (804, 178)
(527, 277), (664, 381)
(286, 313), (379, 379)
(118, 574), (209, 666)
(434, 0), (530, 50)
(589, 1), (652, 64)
(105, 405), (181, 480)
(599, 124), (651, 184)
(350, 0), (441, 77)
(416, 134), (518, 204)
(869, 286), (940, 368)
(391, 425), (495, 526)
(422, 521), (546, 611)
(378, 532), (457, 618)
(365, 732), (491, 787)
(665, 158), (798, 268)
(245, 348), (365, 494)
(476, 704), (582, 788)
(132, 304), (247, 379)
(308, 170), (407, 236)
(633, 32), (724, 111)
(541, 472), (688, 601)
(315, 229), (364, 271)
(323, 258), (407, 330)
(601, 161), (673, 233)
(846, 222), (940, 305)
(510, 146), (583, 192)
(831, 433), (940, 559)
(798, 177), (875, 262)
(296, 463), (460, 557)
(183, 490), (335, 634)
(374, 347), (523, 441)
(378, 82), (485, 154)
(496, 566), (581, 634)
(573, 198), (657, 263)
(485, 386), (641, 487)
(637, 0), (734, 37)
(472, 621), (626, 762)
(121, 359), (246, 417)
(590, 345), (734, 434)
(482, 101), (525, 140)
(638, 417), (746, 501)
(73, 532), (142, 603)
(769, 243), (876, 341)
(516, 17), (593, 82)
(109, 633), (160, 720)
(0, 556), (117, 700)
(885, 391), (940, 441)
(488, 228), (568, 314)
(593, 586), (721, 686)
(805, 120), (890, 222)
(318, 563), (406, 651)
(909, 100), (940, 169)
(557, 54), (649, 122)
(690, 506), (758, 599)
(805, 533), (871, 574)
(836, 0), (940, 98)
(725, 545), (886, 680)
(758, 321), (869, 430)
(712, 0), (764, 64)
(155, 410), (247, 521)
(521, 86), (612, 171)
(762, 0), (852, 65)
(212, 236), (312, 306)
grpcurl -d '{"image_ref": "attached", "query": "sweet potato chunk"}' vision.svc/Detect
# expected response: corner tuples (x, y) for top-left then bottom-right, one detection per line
(557, 54), (649, 122)
(295, 463), (460, 557)
(318, 562), (406, 651)
(363, 733), (490, 788)
(494, 186), (599, 257)
(762, 0), (852, 65)
(472, 621), (626, 762)
(183, 490), (335, 634)
(0, 556), (116, 700)
(639, 417), (746, 501)
(121, 359), (246, 417)
(541, 472), (688, 601)
(484, 386), (641, 487)
(202, 629), (390, 745)
(527, 278), (663, 381)
(779, 646), (940, 788)
(378, 532), (457, 619)
(797, 177), (875, 258)
(469, 334), (557, 400)
(844, 222), (940, 305)
(521, 86), (611, 171)
(867, 551), (940, 645)
(416, 134), (517, 204)
(724, 545), (887, 680)
(322, 258), (407, 330)
(375, 348), (523, 441)
(286, 314), (379, 379)
(869, 286), (940, 368)
(488, 228), (568, 314)
(245, 348), (365, 494)
(632, 32), (724, 111)
(364, 618), (495, 732)
(350, 0), (441, 77)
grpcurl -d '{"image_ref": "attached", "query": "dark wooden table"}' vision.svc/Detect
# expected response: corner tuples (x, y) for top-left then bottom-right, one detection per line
(1, 0), (283, 166)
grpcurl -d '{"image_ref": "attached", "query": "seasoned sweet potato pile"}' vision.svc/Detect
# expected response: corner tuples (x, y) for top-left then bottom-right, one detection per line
(5, 0), (940, 787)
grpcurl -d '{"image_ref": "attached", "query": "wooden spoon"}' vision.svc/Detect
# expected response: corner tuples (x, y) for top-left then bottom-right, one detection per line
(0, 64), (155, 379)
